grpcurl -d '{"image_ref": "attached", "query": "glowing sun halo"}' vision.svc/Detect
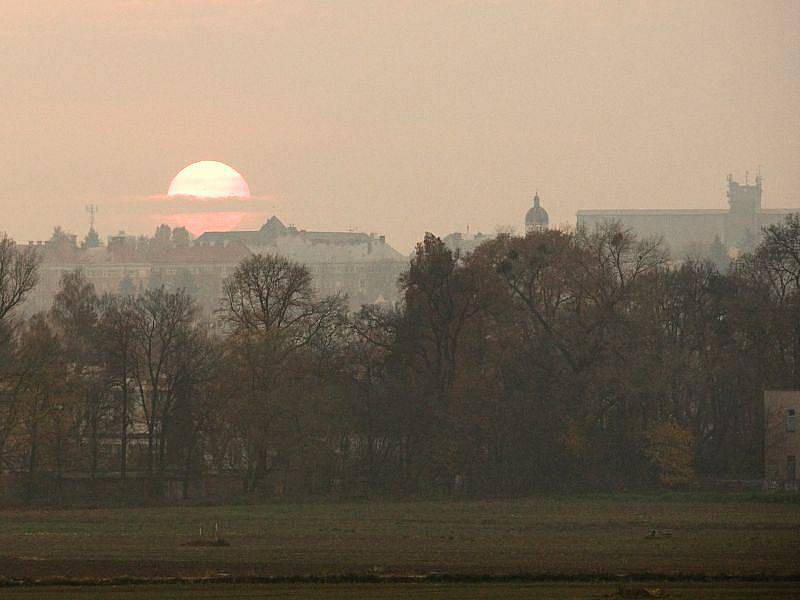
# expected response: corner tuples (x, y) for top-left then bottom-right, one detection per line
(162, 161), (251, 235)
(167, 160), (250, 198)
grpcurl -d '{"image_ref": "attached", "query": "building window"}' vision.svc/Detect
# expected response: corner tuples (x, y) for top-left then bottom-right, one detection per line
(788, 409), (797, 433)
(788, 455), (796, 481)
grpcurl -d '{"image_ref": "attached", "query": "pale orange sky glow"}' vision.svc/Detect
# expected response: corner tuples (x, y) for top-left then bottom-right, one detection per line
(2, 1), (799, 251)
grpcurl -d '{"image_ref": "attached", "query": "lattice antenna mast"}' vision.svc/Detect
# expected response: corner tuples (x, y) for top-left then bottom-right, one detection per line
(86, 204), (98, 229)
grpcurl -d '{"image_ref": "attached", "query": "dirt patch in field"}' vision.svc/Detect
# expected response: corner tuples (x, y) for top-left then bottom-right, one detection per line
(2, 556), (799, 588)
(0, 557), (265, 580)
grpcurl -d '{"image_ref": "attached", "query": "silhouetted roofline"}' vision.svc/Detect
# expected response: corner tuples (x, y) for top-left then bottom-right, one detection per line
(577, 208), (798, 216)
(577, 209), (727, 216)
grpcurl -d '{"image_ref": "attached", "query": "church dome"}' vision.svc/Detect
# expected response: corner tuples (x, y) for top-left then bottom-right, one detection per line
(525, 193), (549, 229)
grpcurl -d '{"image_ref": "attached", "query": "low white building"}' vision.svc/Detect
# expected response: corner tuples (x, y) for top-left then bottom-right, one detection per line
(764, 390), (799, 486)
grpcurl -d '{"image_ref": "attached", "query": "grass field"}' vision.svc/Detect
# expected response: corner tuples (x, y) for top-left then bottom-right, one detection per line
(3, 582), (800, 599)
(1, 494), (798, 597)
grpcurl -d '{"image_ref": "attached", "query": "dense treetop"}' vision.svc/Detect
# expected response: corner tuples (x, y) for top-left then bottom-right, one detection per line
(1, 217), (799, 502)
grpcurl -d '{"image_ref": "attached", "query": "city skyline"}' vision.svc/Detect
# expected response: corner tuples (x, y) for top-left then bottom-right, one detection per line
(3, 2), (799, 252)
(2, 4), (800, 590)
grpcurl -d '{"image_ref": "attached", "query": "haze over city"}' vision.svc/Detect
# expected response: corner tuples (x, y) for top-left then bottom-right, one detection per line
(3, 3), (800, 599)
(3, 1), (799, 250)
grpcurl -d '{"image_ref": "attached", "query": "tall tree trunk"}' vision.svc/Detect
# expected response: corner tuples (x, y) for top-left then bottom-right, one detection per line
(182, 431), (196, 500)
(120, 372), (128, 482)
(794, 321), (800, 388)
(90, 402), (98, 480)
(147, 392), (156, 478)
(55, 418), (63, 500)
(26, 421), (38, 504)
(158, 414), (168, 474)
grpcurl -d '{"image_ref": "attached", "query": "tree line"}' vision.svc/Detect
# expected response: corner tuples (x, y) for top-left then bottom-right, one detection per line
(1, 216), (799, 502)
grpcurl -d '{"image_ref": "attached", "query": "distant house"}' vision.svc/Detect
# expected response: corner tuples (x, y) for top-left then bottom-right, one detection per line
(764, 390), (799, 489)
(195, 216), (408, 309)
(21, 216), (409, 314)
(20, 235), (251, 316)
(441, 231), (494, 255)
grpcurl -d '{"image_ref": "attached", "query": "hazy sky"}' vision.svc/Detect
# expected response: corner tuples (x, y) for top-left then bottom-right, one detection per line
(2, 1), (799, 251)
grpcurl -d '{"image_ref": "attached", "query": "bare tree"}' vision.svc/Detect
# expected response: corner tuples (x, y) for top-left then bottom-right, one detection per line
(754, 214), (800, 386)
(221, 254), (345, 493)
(168, 327), (223, 499)
(98, 293), (138, 482)
(50, 271), (106, 478)
(0, 236), (40, 471)
(130, 287), (197, 479)
(0, 234), (40, 324)
(13, 315), (67, 503)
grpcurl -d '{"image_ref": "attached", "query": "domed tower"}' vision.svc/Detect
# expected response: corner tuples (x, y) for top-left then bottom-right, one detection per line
(525, 192), (549, 232)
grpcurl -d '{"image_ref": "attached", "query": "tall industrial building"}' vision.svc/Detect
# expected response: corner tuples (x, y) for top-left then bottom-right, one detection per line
(577, 175), (796, 255)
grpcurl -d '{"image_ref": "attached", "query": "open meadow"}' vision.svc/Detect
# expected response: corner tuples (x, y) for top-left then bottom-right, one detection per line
(3, 582), (800, 599)
(1, 494), (798, 597)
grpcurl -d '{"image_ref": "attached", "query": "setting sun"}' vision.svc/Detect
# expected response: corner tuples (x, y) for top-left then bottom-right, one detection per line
(163, 160), (251, 234)
(167, 160), (250, 198)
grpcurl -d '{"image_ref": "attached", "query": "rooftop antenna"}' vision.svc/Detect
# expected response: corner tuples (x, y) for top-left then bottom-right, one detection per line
(86, 204), (98, 229)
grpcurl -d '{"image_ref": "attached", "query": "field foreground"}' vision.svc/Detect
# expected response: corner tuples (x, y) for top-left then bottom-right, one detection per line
(1, 495), (798, 594)
(2, 582), (800, 599)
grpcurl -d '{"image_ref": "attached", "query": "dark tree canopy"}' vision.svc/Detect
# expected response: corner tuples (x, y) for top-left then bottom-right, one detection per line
(2, 215), (800, 502)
